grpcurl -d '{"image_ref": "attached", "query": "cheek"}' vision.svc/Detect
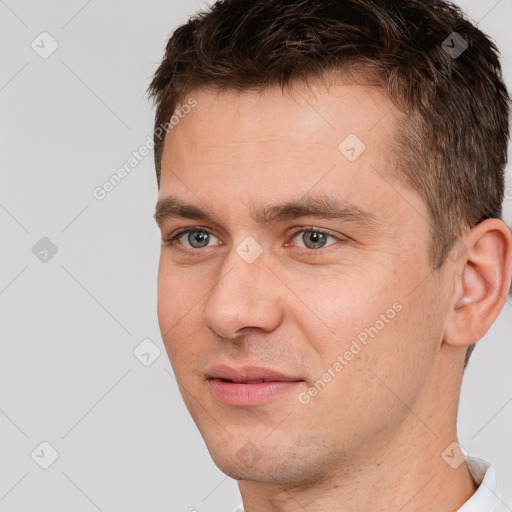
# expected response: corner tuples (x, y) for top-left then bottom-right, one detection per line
(157, 263), (202, 367)
(157, 256), (201, 324)
(286, 266), (395, 352)
(290, 263), (428, 386)
(293, 286), (435, 441)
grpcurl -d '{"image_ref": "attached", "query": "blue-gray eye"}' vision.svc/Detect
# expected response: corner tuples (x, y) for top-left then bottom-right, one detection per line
(292, 230), (338, 249)
(182, 230), (217, 249)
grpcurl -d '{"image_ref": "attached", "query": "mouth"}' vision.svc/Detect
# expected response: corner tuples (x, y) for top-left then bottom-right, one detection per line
(207, 364), (303, 382)
(214, 376), (302, 384)
(206, 364), (305, 406)
(221, 378), (263, 383)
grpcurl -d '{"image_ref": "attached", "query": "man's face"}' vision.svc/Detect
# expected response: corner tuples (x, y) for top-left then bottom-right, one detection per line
(156, 80), (452, 482)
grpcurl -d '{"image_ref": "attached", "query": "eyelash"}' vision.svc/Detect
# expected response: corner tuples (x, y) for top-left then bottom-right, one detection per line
(161, 226), (346, 256)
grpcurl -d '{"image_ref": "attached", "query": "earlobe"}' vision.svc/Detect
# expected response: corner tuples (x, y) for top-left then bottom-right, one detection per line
(444, 219), (512, 348)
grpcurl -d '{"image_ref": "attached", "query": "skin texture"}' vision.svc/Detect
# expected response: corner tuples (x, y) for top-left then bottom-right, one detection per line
(155, 79), (512, 512)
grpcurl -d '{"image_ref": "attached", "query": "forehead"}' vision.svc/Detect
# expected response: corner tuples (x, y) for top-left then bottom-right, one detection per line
(157, 81), (427, 235)
(164, 80), (398, 159)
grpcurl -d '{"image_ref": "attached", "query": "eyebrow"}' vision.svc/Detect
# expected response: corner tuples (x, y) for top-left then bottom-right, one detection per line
(154, 193), (380, 232)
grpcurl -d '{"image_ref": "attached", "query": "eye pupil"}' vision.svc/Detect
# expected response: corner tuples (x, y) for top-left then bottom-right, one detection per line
(188, 231), (210, 248)
(303, 231), (327, 249)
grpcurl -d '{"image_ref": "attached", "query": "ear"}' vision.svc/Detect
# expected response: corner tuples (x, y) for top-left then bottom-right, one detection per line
(444, 219), (512, 348)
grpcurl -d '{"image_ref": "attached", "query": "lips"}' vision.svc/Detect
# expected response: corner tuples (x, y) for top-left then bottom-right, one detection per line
(207, 364), (305, 406)
(207, 364), (303, 383)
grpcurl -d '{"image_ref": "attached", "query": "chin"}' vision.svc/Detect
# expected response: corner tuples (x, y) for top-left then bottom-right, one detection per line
(205, 441), (320, 484)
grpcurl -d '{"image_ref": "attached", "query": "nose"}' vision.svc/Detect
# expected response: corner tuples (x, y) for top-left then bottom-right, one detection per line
(201, 244), (284, 339)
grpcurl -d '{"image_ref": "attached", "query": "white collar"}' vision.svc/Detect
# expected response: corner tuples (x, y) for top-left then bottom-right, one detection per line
(457, 457), (499, 511)
(235, 456), (499, 512)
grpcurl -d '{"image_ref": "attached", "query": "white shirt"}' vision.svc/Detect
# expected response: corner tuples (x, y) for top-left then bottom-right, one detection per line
(459, 457), (499, 511)
(234, 457), (499, 512)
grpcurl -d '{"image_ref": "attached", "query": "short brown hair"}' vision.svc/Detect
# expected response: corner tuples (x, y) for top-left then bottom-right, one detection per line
(147, 0), (511, 366)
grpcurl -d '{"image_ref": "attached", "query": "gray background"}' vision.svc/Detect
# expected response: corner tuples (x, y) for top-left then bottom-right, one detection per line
(0, 1), (511, 511)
